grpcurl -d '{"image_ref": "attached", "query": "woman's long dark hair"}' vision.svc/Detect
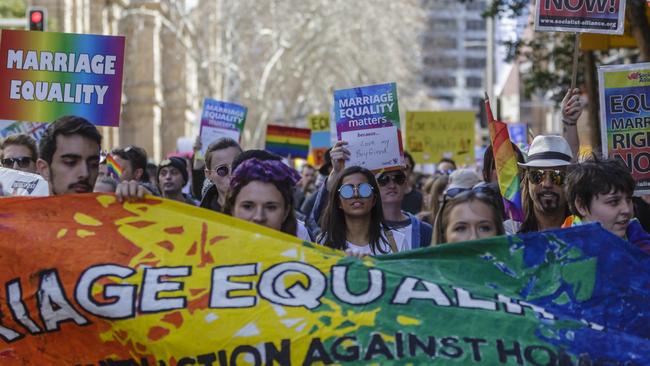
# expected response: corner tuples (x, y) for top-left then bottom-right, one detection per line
(318, 166), (388, 254)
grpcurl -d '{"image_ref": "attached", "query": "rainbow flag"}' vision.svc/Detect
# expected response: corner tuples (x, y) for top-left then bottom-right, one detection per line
(485, 97), (523, 222)
(105, 154), (123, 179)
(265, 125), (311, 159)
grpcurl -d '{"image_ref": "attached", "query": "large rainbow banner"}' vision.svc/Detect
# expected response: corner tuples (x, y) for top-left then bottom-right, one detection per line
(0, 194), (649, 365)
(598, 62), (650, 195)
(0, 30), (125, 126)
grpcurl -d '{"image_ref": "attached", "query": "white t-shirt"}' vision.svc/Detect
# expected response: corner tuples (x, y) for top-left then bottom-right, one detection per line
(296, 220), (311, 242)
(345, 229), (409, 256)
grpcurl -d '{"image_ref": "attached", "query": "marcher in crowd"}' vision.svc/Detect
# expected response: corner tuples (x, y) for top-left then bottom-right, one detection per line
(158, 157), (197, 205)
(37, 115), (102, 195)
(564, 154), (650, 253)
(0, 134), (38, 174)
(518, 135), (573, 233)
(223, 158), (309, 240)
(318, 166), (401, 257)
(200, 138), (243, 211)
(111, 145), (159, 195)
(433, 185), (505, 244)
(401, 151), (423, 214)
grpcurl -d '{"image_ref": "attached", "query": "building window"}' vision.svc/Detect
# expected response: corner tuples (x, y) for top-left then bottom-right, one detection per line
(429, 18), (457, 31)
(466, 19), (485, 31)
(466, 76), (483, 87)
(465, 57), (486, 68)
(423, 76), (457, 87)
(423, 56), (460, 68)
(422, 36), (457, 50)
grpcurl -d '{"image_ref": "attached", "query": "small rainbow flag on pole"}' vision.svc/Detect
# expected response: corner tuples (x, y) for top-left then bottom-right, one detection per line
(485, 95), (523, 222)
(105, 154), (123, 180)
(265, 125), (311, 159)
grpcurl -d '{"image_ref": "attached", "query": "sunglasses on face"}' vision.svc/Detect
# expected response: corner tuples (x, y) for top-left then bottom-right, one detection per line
(445, 184), (499, 201)
(1, 156), (33, 168)
(376, 172), (406, 186)
(208, 164), (231, 177)
(527, 169), (566, 186)
(338, 183), (374, 199)
(435, 169), (454, 176)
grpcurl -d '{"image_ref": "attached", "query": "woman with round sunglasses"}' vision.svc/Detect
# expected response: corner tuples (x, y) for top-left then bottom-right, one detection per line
(433, 185), (505, 244)
(318, 166), (400, 257)
(222, 158), (308, 239)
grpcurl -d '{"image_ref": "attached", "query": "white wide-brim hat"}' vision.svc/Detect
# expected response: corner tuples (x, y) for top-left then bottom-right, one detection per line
(518, 135), (573, 168)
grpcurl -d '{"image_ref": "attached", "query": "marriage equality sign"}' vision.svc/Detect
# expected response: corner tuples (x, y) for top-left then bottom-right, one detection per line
(0, 30), (125, 126)
(598, 62), (650, 195)
(405, 111), (475, 165)
(535, 0), (627, 34)
(334, 82), (403, 171)
(1, 194), (650, 365)
(198, 98), (247, 157)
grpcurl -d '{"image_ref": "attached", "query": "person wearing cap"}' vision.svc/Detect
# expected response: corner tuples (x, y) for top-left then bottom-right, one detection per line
(518, 135), (574, 233)
(158, 157), (197, 205)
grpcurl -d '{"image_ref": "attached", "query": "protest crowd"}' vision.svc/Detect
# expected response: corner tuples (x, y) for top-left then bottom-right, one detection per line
(2, 3), (650, 361)
(1, 85), (648, 256)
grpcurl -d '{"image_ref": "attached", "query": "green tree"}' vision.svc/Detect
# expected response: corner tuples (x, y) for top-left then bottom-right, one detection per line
(0, 0), (26, 19)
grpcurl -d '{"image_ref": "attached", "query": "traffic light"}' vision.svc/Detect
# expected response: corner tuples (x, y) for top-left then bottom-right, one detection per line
(28, 8), (46, 31)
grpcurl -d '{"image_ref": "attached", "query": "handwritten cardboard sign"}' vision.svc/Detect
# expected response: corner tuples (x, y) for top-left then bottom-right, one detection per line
(334, 82), (403, 171)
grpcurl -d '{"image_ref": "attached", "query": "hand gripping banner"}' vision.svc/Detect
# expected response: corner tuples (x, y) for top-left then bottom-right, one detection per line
(0, 194), (649, 365)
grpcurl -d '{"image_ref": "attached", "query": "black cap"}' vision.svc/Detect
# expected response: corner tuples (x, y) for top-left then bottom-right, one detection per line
(158, 157), (189, 185)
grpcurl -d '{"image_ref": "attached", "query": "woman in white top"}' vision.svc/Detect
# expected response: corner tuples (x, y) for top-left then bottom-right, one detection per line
(318, 166), (395, 257)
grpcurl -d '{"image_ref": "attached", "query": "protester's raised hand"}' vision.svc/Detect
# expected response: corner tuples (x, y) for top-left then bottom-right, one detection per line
(561, 88), (582, 125)
(327, 141), (350, 191)
(115, 180), (150, 203)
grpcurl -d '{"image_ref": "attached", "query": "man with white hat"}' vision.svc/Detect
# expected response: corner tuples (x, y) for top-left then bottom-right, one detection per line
(518, 135), (574, 233)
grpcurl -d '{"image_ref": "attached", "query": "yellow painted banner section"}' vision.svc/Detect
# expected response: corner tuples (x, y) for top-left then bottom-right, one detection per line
(405, 111), (476, 165)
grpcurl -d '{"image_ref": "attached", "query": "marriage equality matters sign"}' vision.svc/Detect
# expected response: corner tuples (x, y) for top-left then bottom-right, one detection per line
(598, 62), (650, 195)
(334, 82), (403, 171)
(535, 0), (627, 34)
(405, 111), (475, 165)
(198, 98), (247, 157)
(0, 30), (125, 127)
(308, 113), (330, 166)
(1, 195), (650, 365)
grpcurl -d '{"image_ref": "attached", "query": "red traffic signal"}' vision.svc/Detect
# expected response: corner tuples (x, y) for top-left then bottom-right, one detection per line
(28, 8), (46, 31)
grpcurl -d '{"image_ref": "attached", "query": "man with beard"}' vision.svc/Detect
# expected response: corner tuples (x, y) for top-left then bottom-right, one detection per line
(37, 115), (102, 195)
(517, 135), (573, 233)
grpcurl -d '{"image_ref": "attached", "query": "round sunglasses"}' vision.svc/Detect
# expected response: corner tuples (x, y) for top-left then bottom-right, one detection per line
(527, 169), (566, 186)
(207, 164), (231, 177)
(338, 183), (374, 199)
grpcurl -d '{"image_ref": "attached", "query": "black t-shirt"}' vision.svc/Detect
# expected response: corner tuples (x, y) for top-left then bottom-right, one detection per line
(401, 188), (423, 215)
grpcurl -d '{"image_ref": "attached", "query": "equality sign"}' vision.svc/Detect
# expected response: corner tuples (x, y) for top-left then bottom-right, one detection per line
(308, 113), (330, 166)
(0, 194), (649, 364)
(535, 0), (627, 34)
(405, 111), (475, 165)
(265, 124), (311, 159)
(334, 82), (403, 171)
(0, 30), (125, 126)
(198, 98), (247, 157)
(0, 167), (48, 196)
(598, 62), (650, 195)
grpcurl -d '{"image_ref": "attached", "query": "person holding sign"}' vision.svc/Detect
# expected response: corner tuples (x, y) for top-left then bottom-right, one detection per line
(563, 155), (650, 253)
(318, 166), (398, 257)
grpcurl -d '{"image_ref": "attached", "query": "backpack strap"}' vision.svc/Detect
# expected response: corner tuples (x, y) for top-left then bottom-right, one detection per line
(384, 229), (399, 253)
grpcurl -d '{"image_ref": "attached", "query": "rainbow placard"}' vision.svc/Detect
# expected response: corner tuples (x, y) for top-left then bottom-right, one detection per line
(265, 124), (311, 159)
(598, 62), (650, 195)
(0, 30), (125, 126)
